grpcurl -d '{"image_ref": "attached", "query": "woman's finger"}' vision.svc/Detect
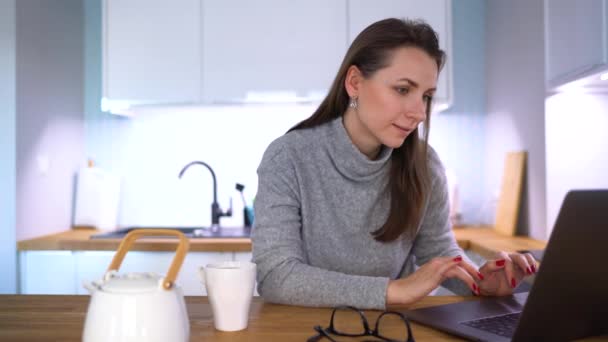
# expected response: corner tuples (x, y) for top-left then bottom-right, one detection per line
(436, 255), (466, 276)
(479, 257), (507, 273)
(510, 252), (532, 276)
(457, 258), (485, 281)
(522, 252), (538, 274)
(445, 265), (480, 295)
(497, 251), (517, 289)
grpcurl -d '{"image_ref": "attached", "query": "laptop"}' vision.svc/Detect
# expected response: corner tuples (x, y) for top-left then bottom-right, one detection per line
(403, 190), (608, 341)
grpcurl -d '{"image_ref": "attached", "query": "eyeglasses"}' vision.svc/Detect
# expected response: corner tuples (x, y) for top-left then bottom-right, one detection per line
(307, 306), (415, 342)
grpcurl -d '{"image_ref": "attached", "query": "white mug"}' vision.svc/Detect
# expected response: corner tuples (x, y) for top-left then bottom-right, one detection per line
(199, 261), (256, 332)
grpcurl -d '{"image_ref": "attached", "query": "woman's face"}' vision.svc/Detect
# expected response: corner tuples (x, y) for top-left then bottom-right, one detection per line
(344, 46), (438, 158)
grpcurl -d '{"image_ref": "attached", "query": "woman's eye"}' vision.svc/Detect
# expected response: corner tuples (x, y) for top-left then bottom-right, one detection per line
(423, 94), (433, 102)
(396, 87), (409, 94)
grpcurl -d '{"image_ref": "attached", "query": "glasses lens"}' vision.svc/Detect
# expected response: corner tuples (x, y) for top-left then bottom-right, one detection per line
(331, 307), (366, 336)
(376, 312), (410, 342)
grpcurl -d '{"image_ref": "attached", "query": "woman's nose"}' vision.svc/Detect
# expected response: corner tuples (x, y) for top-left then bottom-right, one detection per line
(406, 99), (427, 123)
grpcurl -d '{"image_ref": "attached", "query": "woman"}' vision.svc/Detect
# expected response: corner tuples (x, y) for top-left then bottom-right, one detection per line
(252, 18), (537, 310)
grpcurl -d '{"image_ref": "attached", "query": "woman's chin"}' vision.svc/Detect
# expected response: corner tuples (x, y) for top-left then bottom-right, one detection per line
(383, 136), (408, 149)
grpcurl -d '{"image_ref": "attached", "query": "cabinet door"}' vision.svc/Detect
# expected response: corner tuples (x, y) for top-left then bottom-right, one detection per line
(19, 251), (76, 294)
(201, 0), (347, 103)
(348, 0), (452, 111)
(75, 251), (171, 295)
(545, 0), (607, 88)
(233, 252), (259, 296)
(179, 252), (233, 295)
(103, 0), (202, 106)
(75, 251), (112, 294)
(75, 251), (232, 296)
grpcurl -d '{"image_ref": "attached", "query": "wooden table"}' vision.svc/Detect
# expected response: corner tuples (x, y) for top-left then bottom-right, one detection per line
(0, 295), (477, 341)
(1, 295), (606, 341)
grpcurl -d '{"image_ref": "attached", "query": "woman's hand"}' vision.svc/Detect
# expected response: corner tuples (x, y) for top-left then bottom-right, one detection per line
(386, 255), (483, 305)
(478, 251), (538, 296)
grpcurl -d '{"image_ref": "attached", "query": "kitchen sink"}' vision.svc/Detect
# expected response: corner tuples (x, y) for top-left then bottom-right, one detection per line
(90, 226), (252, 239)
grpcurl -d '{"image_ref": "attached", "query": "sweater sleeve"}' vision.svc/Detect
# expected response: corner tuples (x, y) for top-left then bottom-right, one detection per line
(251, 141), (390, 310)
(410, 149), (477, 296)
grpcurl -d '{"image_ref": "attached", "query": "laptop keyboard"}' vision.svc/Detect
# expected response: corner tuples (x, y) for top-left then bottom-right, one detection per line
(461, 312), (521, 338)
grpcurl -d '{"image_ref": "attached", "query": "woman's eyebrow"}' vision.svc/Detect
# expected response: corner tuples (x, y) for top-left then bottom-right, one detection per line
(396, 77), (436, 92)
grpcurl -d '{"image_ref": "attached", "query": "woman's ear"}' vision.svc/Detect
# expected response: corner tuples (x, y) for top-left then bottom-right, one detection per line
(344, 65), (363, 98)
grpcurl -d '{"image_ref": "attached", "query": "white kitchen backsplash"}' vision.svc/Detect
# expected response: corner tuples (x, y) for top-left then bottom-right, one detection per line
(92, 104), (313, 228)
(87, 103), (487, 230)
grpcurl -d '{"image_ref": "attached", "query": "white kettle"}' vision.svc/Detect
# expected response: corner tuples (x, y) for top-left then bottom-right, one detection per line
(82, 229), (190, 342)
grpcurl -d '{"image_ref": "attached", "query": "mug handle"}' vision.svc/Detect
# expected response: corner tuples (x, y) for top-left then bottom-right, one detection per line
(106, 229), (190, 290)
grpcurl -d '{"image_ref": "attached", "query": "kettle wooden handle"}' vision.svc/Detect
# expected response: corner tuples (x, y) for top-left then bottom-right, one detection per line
(107, 229), (190, 290)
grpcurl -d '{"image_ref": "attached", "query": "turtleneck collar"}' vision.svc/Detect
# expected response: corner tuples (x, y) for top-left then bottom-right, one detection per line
(326, 116), (393, 181)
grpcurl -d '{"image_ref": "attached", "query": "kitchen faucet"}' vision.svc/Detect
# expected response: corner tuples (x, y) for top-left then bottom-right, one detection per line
(178, 161), (232, 227)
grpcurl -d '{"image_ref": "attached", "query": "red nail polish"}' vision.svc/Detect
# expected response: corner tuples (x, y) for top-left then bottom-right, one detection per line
(453, 256), (462, 262)
(477, 272), (484, 280)
(496, 259), (506, 267)
(526, 267), (532, 275)
(531, 265), (537, 273)
(511, 278), (516, 288)
(472, 283), (478, 292)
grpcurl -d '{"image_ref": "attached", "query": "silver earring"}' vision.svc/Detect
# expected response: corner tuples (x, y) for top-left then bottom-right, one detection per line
(349, 97), (358, 109)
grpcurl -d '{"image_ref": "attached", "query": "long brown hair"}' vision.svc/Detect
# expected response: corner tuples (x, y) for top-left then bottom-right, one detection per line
(289, 18), (446, 242)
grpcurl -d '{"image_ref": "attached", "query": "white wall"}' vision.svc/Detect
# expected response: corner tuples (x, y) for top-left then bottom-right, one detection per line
(485, 0), (547, 239)
(0, 0), (17, 294)
(16, 0), (85, 240)
(545, 92), (608, 233)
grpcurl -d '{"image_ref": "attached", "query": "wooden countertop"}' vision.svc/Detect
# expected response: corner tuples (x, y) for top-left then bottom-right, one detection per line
(453, 225), (547, 259)
(1, 295), (605, 341)
(17, 228), (252, 252)
(17, 226), (547, 256)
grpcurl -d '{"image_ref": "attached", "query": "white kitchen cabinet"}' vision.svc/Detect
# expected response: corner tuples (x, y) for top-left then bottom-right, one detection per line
(75, 251), (232, 296)
(200, 0), (347, 104)
(74, 251), (114, 294)
(19, 251), (76, 294)
(20, 250), (233, 295)
(233, 251), (259, 296)
(101, 1), (454, 108)
(178, 251), (233, 295)
(75, 251), (178, 295)
(545, 0), (608, 89)
(233, 252), (252, 263)
(348, 0), (453, 112)
(102, 0), (202, 110)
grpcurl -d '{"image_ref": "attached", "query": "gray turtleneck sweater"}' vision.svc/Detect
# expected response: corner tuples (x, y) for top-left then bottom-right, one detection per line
(252, 117), (472, 310)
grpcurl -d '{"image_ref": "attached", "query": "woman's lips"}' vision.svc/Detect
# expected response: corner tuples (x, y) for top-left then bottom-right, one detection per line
(393, 123), (413, 134)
